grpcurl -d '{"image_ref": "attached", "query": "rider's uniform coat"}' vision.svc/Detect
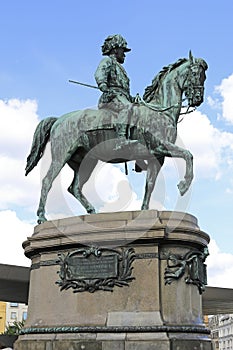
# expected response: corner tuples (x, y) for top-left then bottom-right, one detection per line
(95, 55), (133, 111)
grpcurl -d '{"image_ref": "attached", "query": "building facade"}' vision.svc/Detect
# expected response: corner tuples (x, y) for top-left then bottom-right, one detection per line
(0, 301), (6, 333)
(209, 314), (220, 350)
(218, 314), (233, 350)
(5, 302), (28, 328)
(209, 314), (233, 350)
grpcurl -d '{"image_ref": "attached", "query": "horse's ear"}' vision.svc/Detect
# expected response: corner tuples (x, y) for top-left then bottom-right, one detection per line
(189, 50), (194, 63)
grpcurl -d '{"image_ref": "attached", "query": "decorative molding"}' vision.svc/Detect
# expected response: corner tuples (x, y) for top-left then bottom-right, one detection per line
(31, 259), (58, 270)
(56, 246), (136, 293)
(135, 253), (159, 259)
(30, 251), (158, 271)
(20, 325), (210, 335)
(164, 247), (209, 294)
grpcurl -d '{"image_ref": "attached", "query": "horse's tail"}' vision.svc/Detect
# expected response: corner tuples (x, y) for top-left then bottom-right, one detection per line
(25, 117), (57, 176)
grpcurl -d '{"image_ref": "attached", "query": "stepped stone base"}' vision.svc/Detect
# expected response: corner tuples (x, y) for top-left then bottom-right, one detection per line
(16, 334), (212, 350)
(15, 210), (213, 349)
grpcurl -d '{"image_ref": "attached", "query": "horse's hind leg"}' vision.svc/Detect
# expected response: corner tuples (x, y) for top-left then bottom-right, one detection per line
(37, 161), (65, 224)
(141, 157), (164, 210)
(68, 158), (98, 214)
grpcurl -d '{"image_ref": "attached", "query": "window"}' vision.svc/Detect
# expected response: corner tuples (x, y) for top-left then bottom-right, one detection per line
(10, 303), (18, 307)
(10, 312), (17, 320)
(22, 311), (27, 321)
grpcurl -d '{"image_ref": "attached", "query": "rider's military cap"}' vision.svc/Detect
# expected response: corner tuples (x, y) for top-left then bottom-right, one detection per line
(101, 34), (131, 55)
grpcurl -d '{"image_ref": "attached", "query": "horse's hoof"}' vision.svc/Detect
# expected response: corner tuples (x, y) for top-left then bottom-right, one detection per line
(177, 180), (189, 196)
(87, 208), (96, 214)
(37, 217), (47, 224)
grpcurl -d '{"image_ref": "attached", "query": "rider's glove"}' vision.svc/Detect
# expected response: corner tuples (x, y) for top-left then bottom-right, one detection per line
(99, 83), (108, 92)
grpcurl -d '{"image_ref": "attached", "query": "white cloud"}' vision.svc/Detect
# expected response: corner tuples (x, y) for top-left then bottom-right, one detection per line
(215, 73), (233, 124)
(0, 99), (39, 158)
(173, 73), (233, 183)
(0, 155), (40, 210)
(0, 99), (41, 212)
(0, 210), (32, 266)
(58, 161), (144, 215)
(207, 239), (233, 288)
(176, 110), (233, 179)
(207, 96), (222, 110)
(35, 158), (142, 219)
(83, 162), (165, 213)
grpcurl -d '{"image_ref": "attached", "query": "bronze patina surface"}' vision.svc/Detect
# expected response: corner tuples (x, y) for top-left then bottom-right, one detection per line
(25, 35), (208, 225)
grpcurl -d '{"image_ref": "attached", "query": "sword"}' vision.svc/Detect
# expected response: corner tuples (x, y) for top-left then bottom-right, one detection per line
(69, 79), (99, 90)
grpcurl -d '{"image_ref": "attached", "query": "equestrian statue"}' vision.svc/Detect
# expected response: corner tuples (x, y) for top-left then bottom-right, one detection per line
(25, 34), (208, 224)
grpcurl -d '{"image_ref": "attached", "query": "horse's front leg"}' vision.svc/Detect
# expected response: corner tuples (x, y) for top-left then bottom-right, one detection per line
(177, 149), (193, 196)
(141, 158), (164, 210)
(157, 142), (193, 196)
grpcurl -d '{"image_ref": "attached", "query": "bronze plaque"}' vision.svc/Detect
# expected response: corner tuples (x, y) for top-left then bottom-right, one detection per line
(56, 246), (135, 293)
(67, 254), (118, 279)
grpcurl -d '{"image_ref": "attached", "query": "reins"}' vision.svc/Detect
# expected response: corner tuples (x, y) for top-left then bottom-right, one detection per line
(134, 94), (196, 123)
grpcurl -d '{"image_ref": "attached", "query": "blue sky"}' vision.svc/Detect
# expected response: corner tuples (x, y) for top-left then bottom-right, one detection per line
(1, 0), (233, 117)
(1, 0), (233, 287)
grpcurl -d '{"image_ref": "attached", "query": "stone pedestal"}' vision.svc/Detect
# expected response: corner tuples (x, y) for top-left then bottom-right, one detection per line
(15, 210), (213, 349)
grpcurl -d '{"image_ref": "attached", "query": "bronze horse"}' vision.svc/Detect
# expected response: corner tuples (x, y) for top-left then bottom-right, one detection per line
(26, 52), (207, 224)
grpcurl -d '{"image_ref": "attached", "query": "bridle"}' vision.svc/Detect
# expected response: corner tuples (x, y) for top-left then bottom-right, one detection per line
(135, 55), (205, 121)
(183, 59), (205, 109)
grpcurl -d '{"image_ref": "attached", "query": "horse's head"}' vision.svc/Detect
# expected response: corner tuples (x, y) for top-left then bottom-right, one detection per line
(183, 51), (208, 107)
(143, 53), (208, 111)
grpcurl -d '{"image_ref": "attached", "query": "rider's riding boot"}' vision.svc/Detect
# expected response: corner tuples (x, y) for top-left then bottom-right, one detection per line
(114, 124), (138, 151)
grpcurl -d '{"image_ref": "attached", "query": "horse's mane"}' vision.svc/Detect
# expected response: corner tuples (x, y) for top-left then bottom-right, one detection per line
(143, 58), (188, 103)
